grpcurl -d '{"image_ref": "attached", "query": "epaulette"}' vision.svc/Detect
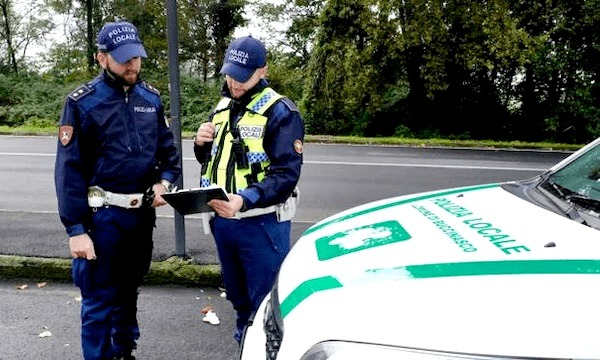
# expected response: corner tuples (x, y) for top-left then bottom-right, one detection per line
(279, 97), (299, 112)
(141, 81), (160, 96)
(68, 84), (94, 101)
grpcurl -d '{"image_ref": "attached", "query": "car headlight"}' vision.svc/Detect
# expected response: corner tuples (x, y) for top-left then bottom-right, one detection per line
(299, 341), (545, 360)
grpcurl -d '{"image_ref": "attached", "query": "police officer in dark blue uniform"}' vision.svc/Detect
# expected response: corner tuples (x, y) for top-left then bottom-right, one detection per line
(54, 21), (181, 360)
(193, 36), (304, 344)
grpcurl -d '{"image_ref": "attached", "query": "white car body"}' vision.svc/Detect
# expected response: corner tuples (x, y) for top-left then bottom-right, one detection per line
(240, 138), (600, 360)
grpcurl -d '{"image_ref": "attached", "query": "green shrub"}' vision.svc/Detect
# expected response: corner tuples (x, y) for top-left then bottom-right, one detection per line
(0, 74), (70, 127)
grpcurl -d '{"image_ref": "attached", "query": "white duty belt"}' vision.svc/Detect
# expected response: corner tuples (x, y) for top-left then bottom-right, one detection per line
(201, 187), (300, 235)
(232, 205), (278, 219)
(87, 186), (144, 209)
(233, 187), (300, 221)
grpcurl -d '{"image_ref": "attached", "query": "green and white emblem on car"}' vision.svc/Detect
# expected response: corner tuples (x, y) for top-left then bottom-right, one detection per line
(315, 220), (411, 261)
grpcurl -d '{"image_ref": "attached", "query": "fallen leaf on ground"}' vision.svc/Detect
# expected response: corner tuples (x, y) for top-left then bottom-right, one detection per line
(202, 310), (220, 325)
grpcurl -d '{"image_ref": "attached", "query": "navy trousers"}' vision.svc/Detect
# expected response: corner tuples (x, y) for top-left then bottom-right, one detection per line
(211, 213), (291, 343)
(72, 206), (155, 360)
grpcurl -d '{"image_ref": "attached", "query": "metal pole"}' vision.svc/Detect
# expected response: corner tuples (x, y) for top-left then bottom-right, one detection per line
(166, 0), (186, 257)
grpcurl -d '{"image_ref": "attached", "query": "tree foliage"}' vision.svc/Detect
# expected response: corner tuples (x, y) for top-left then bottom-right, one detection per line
(296, 0), (599, 142)
(178, 0), (246, 80)
(1, 0), (598, 144)
(0, 0), (55, 74)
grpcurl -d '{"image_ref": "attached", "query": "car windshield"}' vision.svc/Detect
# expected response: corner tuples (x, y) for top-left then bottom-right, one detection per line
(545, 141), (600, 206)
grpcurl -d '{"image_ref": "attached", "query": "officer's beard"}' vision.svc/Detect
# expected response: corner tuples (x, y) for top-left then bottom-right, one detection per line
(105, 65), (140, 87)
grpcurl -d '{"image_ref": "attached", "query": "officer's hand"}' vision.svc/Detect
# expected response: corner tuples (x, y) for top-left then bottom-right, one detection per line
(151, 183), (168, 208)
(69, 234), (96, 260)
(208, 194), (244, 218)
(194, 122), (216, 146)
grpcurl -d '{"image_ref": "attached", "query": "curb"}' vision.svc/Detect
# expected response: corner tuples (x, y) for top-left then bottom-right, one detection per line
(0, 255), (222, 288)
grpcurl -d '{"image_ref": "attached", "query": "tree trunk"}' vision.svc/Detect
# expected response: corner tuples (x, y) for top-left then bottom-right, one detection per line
(1, 0), (18, 74)
(86, 0), (94, 71)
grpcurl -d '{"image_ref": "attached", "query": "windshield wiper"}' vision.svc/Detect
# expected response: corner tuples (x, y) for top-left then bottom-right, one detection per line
(565, 193), (600, 213)
(540, 180), (591, 225)
(542, 179), (574, 201)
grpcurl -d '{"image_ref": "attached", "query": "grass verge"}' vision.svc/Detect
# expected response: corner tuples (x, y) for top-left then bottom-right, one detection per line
(0, 255), (222, 288)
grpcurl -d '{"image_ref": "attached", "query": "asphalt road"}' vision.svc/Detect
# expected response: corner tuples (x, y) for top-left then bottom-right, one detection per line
(0, 279), (238, 360)
(0, 135), (570, 261)
(0, 135), (572, 360)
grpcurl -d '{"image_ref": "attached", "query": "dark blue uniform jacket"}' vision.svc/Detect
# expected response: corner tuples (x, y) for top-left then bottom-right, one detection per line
(55, 72), (181, 237)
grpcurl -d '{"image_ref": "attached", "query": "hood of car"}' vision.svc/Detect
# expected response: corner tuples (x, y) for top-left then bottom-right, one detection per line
(274, 183), (600, 358)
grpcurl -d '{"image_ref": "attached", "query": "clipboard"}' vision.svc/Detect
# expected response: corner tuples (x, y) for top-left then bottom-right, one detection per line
(161, 186), (228, 215)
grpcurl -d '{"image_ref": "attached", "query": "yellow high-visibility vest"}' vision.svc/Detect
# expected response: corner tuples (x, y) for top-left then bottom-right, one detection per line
(201, 87), (283, 193)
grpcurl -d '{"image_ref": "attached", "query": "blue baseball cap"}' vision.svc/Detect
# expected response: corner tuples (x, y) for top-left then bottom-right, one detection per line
(220, 36), (267, 83)
(96, 21), (147, 64)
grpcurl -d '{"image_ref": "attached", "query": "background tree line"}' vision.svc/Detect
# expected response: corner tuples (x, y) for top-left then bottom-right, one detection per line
(1, 0), (598, 144)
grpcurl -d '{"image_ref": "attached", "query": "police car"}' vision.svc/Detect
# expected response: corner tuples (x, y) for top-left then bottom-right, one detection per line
(239, 137), (600, 360)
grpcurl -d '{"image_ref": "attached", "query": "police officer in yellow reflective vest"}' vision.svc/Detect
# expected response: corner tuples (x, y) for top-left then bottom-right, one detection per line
(193, 36), (304, 343)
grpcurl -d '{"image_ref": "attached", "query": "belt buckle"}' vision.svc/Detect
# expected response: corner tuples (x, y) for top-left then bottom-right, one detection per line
(128, 195), (141, 208)
(87, 186), (106, 207)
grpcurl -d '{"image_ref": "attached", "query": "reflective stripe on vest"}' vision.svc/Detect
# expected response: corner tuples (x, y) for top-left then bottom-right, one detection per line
(201, 88), (283, 192)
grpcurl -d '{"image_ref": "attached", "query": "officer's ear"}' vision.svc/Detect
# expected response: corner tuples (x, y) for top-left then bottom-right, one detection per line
(96, 52), (108, 69)
(258, 65), (268, 79)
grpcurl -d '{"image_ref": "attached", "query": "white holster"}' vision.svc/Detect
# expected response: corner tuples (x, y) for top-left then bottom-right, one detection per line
(276, 187), (300, 222)
(201, 212), (214, 235)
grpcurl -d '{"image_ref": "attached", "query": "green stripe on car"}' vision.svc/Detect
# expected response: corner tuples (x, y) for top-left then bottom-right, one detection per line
(280, 259), (600, 318)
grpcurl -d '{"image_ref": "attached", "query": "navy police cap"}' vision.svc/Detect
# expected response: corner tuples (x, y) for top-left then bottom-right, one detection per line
(96, 21), (147, 64)
(220, 36), (267, 83)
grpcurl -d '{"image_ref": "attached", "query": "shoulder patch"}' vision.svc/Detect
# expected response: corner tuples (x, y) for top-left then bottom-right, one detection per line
(68, 84), (93, 101)
(59, 125), (74, 146)
(141, 81), (160, 96)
